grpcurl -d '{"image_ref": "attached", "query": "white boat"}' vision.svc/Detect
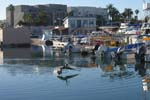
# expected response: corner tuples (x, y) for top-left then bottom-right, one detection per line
(95, 44), (112, 58)
(125, 28), (141, 35)
(141, 23), (150, 34)
(117, 23), (128, 33)
(63, 42), (81, 53)
(52, 39), (68, 49)
(31, 34), (68, 49)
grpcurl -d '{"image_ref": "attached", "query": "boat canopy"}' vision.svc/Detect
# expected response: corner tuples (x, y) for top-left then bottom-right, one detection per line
(128, 24), (142, 27)
(75, 34), (88, 38)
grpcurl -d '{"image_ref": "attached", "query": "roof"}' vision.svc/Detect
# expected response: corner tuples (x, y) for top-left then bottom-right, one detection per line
(63, 16), (96, 21)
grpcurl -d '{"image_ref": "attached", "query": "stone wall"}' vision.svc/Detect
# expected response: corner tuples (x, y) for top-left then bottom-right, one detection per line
(0, 27), (31, 46)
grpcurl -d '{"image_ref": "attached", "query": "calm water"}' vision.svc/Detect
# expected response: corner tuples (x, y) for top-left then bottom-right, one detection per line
(0, 45), (149, 100)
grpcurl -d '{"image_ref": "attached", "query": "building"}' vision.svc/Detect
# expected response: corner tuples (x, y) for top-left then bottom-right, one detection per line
(67, 6), (108, 19)
(0, 27), (31, 46)
(6, 4), (67, 27)
(66, 6), (108, 34)
(63, 16), (96, 35)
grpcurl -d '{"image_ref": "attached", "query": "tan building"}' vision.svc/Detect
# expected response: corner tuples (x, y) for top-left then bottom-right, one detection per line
(6, 4), (67, 27)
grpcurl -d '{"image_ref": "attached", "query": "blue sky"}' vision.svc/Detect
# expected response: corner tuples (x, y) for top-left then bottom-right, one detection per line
(0, 0), (144, 20)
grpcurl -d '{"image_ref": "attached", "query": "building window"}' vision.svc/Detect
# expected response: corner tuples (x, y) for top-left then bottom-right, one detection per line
(58, 9), (62, 11)
(83, 20), (88, 27)
(89, 20), (94, 27)
(78, 12), (81, 16)
(77, 20), (81, 28)
(89, 14), (94, 17)
(70, 20), (76, 28)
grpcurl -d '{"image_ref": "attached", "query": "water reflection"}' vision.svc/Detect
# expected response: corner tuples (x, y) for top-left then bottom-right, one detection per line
(0, 48), (31, 64)
(0, 45), (149, 100)
(65, 54), (99, 68)
(0, 50), (3, 64)
(0, 45), (149, 78)
(57, 74), (79, 85)
(0, 45), (147, 77)
(0, 45), (60, 67)
(31, 45), (53, 58)
(135, 62), (146, 77)
(0, 64), (53, 76)
(99, 58), (135, 79)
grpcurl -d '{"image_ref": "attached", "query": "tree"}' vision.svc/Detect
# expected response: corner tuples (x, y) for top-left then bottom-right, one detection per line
(18, 20), (25, 26)
(37, 11), (49, 26)
(111, 8), (120, 22)
(96, 15), (106, 26)
(107, 4), (114, 21)
(0, 23), (4, 28)
(7, 4), (15, 26)
(23, 13), (33, 25)
(135, 9), (139, 20)
(122, 8), (133, 22)
(145, 16), (150, 22)
(23, 11), (49, 26)
(135, 9), (139, 16)
(106, 4), (120, 22)
(67, 11), (74, 16)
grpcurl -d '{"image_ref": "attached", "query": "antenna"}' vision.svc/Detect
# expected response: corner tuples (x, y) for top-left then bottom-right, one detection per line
(142, 0), (150, 19)
(143, 0), (147, 10)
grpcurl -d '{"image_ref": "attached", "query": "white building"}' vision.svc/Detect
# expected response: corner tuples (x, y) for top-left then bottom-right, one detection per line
(63, 16), (96, 35)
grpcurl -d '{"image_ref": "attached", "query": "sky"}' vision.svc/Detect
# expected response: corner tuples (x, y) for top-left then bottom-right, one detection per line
(0, 0), (145, 20)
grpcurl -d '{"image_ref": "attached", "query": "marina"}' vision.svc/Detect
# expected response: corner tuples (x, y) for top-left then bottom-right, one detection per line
(0, 0), (150, 99)
(0, 21), (150, 100)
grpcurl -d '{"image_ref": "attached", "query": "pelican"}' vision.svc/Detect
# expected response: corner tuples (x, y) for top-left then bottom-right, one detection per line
(53, 64), (75, 75)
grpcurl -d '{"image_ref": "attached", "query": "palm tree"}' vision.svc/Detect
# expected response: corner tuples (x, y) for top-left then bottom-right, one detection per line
(68, 11), (74, 17)
(106, 4), (120, 22)
(135, 9), (139, 20)
(106, 4), (113, 21)
(135, 9), (139, 16)
(122, 8), (133, 22)
(145, 16), (150, 22)
(111, 8), (120, 21)
(96, 15), (106, 26)
(7, 4), (15, 26)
